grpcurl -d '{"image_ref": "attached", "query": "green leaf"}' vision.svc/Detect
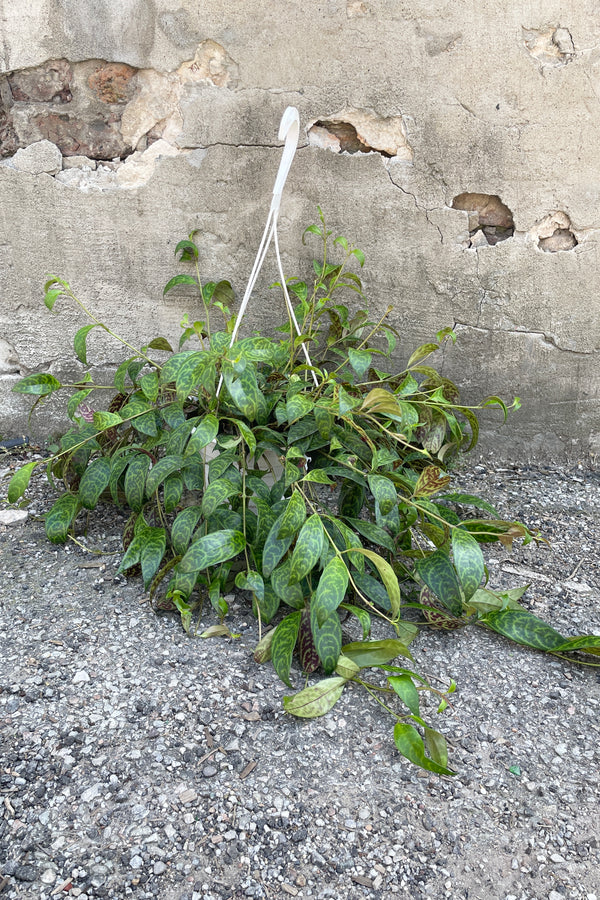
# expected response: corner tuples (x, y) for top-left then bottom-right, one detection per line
(353, 549), (401, 618)
(67, 388), (94, 421)
(302, 469), (335, 485)
(452, 528), (484, 601)
(175, 351), (209, 401)
(314, 405), (334, 439)
(424, 727), (450, 769)
(140, 527), (167, 590)
(13, 373), (61, 396)
(117, 533), (143, 574)
(171, 507), (202, 556)
(44, 288), (63, 310)
(201, 478), (238, 517)
(312, 558), (349, 627)
(344, 517), (395, 554)
(483, 609), (566, 651)
(78, 457), (111, 510)
(406, 342), (440, 368)
(145, 455), (185, 496)
(283, 676), (346, 718)
(552, 634), (600, 655)
(437, 492), (499, 517)
(368, 474), (397, 516)
(286, 393), (314, 422)
(140, 371), (159, 403)
(163, 274), (199, 295)
(175, 239), (199, 259)
(271, 611), (302, 687)
(73, 324), (99, 365)
(334, 654), (361, 680)
(124, 454), (151, 512)
(342, 639), (413, 667)
(388, 674), (420, 716)
(262, 512), (295, 578)
(270, 559), (305, 609)
(339, 603), (371, 640)
(186, 414), (219, 454)
(253, 628), (275, 663)
(310, 604), (342, 674)
(277, 491), (307, 540)
(235, 570), (265, 602)
(416, 550), (463, 617)
(93, 411), (123, 430)
(348, 348), (371, 377)
(163, 472), (184, 513)
(7, 462), (38, 504)
(45, 493), (79, 543)
(147, 336), (174, 351)
(179, 529), (245, 573)
(393, 722), (455, 775)
(289, 514), (325, 584)
(338, 386), (356, 416)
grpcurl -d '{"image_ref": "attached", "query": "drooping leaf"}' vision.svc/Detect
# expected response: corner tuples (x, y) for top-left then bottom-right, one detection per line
(140, 371), (159, 403)
(289, 514), (324, 584)
(339, 603), (371, 640)
(147, 336), (174, 351)
(393, 722), (456, 776)
(163, 273), (199, 295)
(424, 727), (449, 769)
(416, 550), (463, 617)
(353, 549), (401, 618)
(179, 529), (245, 573)
(388, 674), (420, 716)
(7, 462), (38, 504)
(452, 527), (484, 601)
(45, 493), (79, 543)
(344, 517), (396, 554)
(253, 628), (275, 663)
(67, 388), (94, 421)
(271, 611), (302, 687)
(73, 324), (99, 365)
(342, 639), (413, 667)
(283, 676), (347, 718)
(78, 457), (111, 510)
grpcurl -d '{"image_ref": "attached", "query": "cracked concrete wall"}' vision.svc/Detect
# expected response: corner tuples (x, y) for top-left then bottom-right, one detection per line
(1, 0), (599, 461)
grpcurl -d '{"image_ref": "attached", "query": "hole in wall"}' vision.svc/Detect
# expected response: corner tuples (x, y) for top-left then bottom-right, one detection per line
(522, 25), (575, 68)
(534, 211), (578, 252)
(452, 192), (514, 247)
(307, 109), (413, 160)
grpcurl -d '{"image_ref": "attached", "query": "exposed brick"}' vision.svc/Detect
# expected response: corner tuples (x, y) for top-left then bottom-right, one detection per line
(88, 63), (137, 104)
(8, 59), (72, 103)
(34, 113), (128, 159)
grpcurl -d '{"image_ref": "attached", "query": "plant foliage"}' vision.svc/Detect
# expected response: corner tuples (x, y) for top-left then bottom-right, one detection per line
(9, 210), (598, 774)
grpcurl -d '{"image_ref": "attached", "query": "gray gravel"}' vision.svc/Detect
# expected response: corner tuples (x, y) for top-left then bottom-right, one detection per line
(1, 451), (599, 900)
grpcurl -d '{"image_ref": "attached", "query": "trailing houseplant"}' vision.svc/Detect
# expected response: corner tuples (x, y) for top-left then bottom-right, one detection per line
(7, 210), (600, 776)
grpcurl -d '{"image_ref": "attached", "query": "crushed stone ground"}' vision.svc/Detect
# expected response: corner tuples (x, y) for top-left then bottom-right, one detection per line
(1, 450), (599, 900)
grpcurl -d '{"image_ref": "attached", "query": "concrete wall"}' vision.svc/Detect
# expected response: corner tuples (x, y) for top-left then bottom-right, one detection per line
(1, 0), (599, 461)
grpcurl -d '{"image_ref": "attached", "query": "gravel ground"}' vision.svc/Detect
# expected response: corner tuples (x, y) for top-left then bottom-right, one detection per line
(1, 450), (599, 900)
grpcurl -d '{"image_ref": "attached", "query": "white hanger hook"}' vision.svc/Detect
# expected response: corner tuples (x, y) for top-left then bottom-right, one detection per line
(271, 106), (300, 211)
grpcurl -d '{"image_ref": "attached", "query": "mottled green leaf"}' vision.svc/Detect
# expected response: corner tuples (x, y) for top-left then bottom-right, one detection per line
(416, 550), (463, 617)
(302, 469), (335, 485)
(310, 603), (342, 674)
(163, 472), (183, 513)
(262, 512), (295, 578)
(141, 527), (167, 590)
(348, 348), (371, 377)
(13, 373), (61, 396)
(186, 414), (219, 454)
(140, 370), (159, 403)
(344, 517), (395, 554)
(201, 478), (238, 517)
(179, 529), (245, 573)
(7, 461), (38, 504)
(93, 411), (123, 430)
(283, 676), (346, 718)
(339, 603), (371, 640)
(253, 628), (275, 663)
(163, 273), (199, 295)
(78, 457), (111, 510)
(171, 507), (203, 556)
(145, 455), (185, 496)
(45, 493), (79, 543)
(278, 491), (307, 540)
(335, 654), (361, 680)
(289, 514), (324, 584)
(314, 405), (334, 439)
(270, 558), (305, 609)
(124, 454), (151, 512)
(67, 388), (94, 421)
(286, 393), (313, 422)
(312, 558), (349, 627)
(353, 549), (400, 618)
(483, 609), (566, 651)
(452, 527), (484, 601)
(147, 336), (174, 351)
(271, 611), (302, 687)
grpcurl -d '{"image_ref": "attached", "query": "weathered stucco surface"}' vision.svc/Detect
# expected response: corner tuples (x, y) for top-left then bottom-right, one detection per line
(1, 0), (599, 460)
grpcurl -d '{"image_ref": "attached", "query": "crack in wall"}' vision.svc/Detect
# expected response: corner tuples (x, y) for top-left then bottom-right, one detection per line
(452, 322), (598, 356)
